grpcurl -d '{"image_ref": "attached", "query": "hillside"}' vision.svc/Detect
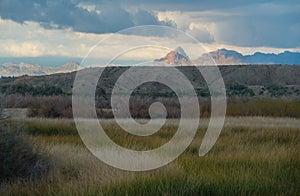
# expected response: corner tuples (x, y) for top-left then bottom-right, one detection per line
(1, 65), (300, 98)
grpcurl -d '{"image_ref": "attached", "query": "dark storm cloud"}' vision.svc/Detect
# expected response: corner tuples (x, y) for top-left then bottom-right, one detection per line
(0, 0), (174, 34)
(112, 0), (297, 11)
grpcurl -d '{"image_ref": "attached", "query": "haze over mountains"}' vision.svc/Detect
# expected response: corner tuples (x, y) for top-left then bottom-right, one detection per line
(1, 48), (300, 76)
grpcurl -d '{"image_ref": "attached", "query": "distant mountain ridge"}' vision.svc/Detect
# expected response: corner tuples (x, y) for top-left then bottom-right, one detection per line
(195, 48), (300, 65)
(155, 47), (300, 66)
(0, 61), (80, 77)
(1, 48), (300, 76)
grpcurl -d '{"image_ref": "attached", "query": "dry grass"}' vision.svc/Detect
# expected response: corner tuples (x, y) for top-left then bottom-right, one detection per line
(0, 117), (299, 195)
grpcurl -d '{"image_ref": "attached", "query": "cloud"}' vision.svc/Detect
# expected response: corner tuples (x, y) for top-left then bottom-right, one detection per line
(0, 0), (299, 56)
(2, 41), (47, 57)
(109, 0), (278, 11)
(157, 1), (300, 48)
(185, 22), (215, 43)
(0, 0), (174, 34)
(0, 17), (299, 61)
(0, 18), (178, 60)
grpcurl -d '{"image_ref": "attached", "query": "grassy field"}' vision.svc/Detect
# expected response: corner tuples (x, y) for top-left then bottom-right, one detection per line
(0, 117), (299, 195)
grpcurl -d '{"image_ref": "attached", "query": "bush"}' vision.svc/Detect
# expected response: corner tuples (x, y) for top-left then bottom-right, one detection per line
(28, 96), (72, 118)
(0, 84), (64, 96)
(0, 124), (49, 181)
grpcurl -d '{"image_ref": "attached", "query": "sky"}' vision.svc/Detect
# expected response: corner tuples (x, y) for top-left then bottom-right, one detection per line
(0, 0), (299, 64)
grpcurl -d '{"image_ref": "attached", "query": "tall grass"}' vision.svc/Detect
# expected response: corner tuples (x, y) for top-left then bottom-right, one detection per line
(227, 98), (300, 117)
(0, 118), (299, 195)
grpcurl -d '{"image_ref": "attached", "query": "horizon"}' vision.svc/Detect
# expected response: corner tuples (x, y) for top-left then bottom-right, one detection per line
(1, 47), (300, 67)
(1, 46), (300, 77)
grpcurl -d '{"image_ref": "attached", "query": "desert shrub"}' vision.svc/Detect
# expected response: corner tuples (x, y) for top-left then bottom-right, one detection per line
(195, 87), (210, 97)
(266, 85), (289, 97)
(96, 108), (114, 118)
(28, 96), (72, 118)
(0, 124), (49, 181)
(32, 86), (64, 96)
(226, 84), (255, 96)
(128, 96), (182, 118)
(0, 84), (64, 96)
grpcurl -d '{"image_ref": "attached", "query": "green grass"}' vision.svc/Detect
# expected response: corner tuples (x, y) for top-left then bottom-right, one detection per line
(0, 118), (299, 195)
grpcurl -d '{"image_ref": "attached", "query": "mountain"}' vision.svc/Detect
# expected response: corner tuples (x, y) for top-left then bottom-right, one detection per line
(0, 61), (81, 77)
(244, 51), (300, 64)
(195, 49), (300, 65)
(155, 47), (300, 66)
(1, 48), (299, 77)
(154, 47), (192, 65)
(0, 56), (83, 67)
(195, 49), (243, 65)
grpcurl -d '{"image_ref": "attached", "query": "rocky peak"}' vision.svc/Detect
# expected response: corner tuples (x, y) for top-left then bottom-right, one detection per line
(155, 47), (191, 66)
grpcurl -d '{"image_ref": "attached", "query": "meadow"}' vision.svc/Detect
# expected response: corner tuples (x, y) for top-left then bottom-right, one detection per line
(0, 117), (299, 195)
